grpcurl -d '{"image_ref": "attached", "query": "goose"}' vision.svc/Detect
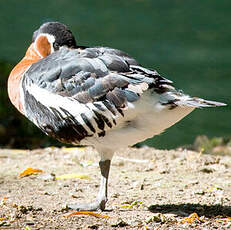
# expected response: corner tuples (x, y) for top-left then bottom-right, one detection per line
(8, 22), (225, 211)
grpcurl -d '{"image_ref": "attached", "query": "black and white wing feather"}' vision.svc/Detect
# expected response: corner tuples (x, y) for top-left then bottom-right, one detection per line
(21, 46), (224, 144)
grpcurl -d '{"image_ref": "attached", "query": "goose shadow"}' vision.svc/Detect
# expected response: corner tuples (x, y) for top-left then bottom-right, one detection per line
(148, 203), (231, 217)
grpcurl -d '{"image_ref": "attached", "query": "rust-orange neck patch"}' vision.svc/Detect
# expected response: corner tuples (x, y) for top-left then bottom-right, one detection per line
(8, 43), (43, 114)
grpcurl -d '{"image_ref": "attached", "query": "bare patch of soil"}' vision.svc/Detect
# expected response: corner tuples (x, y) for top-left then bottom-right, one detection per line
(0, 147), (231, 229)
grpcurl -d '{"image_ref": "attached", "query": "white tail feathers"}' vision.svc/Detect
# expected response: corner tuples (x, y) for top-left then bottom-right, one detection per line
(175, 97), (227, 108)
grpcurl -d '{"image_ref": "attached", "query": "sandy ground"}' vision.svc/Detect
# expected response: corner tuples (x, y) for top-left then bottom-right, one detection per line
(0, 146), (231, 229)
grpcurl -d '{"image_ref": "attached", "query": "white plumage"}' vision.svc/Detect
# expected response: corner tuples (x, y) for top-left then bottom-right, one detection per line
(8, 21), (226, 211)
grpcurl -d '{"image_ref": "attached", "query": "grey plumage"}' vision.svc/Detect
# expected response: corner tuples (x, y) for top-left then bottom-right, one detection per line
(16, 22), (226, 212)
(22, 45), (225, 144)
(24, 46), (168, 109)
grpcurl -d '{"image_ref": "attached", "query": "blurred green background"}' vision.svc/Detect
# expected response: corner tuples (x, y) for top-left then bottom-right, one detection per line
(0, 0), (230, 149)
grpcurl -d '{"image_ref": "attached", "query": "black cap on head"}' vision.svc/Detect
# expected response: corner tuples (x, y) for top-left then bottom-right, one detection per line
(32, 22), (77, 49)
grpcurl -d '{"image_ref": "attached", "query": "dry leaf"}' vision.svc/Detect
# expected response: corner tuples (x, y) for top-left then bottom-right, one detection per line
(62, 147), (85, 153)
(119, 200), (142, 209)
(66, 211), (111, 218)
(181, 213), (202, 223)
(79, 161), (98, 167)
(19, 168), (43, 177)
(0, 196), (8, 205)
(10, 149), (29, 154)
(216, 217), (231, 222)
(207, 186), (222, 191)
(56, 173), (90, 180)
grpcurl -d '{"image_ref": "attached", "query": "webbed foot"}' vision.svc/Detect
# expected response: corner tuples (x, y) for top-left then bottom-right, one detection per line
(67, 160), (111, 211)
(67, 199), (106, 211)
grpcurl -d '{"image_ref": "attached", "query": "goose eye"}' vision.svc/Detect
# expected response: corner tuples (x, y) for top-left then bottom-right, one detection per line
(53, 42), (59, 50)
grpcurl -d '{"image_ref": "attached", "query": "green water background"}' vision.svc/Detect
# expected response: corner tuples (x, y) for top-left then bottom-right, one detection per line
(0, 0), (230, 149)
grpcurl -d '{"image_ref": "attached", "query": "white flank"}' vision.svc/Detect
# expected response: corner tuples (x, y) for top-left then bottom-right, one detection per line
(26, 83), (91, 126)
(82, 91), (195, 152)
(24, 82), (213, 155)
(24, 82), (118, 134)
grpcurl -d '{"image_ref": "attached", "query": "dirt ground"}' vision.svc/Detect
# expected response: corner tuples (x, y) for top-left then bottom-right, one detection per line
(0, 146), (231, 229)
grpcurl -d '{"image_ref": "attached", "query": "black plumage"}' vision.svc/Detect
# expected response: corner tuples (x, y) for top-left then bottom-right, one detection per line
(10, 22), (225, 212)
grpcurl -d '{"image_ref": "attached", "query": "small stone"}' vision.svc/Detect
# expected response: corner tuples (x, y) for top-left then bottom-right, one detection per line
(200, 168), (214, 173)
(87, 224), (99, 229)
(44, 192), (51, 195)
(111, 218), (129, 227)
(19, 205), (28, 214)
(25, 221), (35, 225)
(145, 213), (167, 223)
(160, 169), (170, 174)
(0, 221), (10, 227)
(112, 193), (119, 198)
(39, 173), (56, 181)
(194, 190), (205, 195)
(71, 194), (78, 198)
